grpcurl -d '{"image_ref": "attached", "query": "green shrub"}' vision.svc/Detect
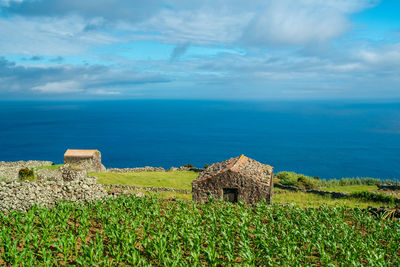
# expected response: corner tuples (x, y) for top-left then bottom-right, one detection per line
(276, 172), (319, 189)
(18, 168), (35, 181)
(276, 172), (387, 190)
(184, 164), (194, 168)
(297, 175), (317, 190)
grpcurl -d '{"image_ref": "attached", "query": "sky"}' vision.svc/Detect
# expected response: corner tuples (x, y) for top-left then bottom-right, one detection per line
(0, 0), (399, 100)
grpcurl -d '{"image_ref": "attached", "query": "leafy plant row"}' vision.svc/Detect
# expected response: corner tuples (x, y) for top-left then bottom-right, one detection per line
(0, 196), (399, 266)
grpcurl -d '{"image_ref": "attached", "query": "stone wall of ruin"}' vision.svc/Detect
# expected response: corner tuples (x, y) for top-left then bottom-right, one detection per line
(192, 170), (272, 204)
(64, 152), (105, 173)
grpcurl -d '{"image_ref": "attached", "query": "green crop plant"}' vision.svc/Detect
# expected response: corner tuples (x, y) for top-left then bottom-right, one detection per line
(0, 196), (399, 265)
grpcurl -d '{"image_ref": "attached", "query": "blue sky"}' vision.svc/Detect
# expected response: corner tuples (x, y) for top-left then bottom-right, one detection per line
(0, 0), (399, 100)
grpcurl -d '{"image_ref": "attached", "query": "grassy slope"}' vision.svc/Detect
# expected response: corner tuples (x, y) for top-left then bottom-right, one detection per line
(320, 185), (378, 193)
(91, 171), (395, 208)
(91, 171), (197, 190)
(274, 191), (395, 208)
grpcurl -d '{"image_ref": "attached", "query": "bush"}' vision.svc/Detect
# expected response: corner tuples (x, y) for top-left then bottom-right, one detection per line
(276, 171), (388, 189)
(184, 164), (194, 168)
(204, 164), (209, 169)
(297, 175), (317, 190)
(18, 168), (35, 181)
(276, 172), (319, 189)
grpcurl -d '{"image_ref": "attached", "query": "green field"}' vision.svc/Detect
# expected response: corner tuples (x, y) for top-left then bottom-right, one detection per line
(91, 171), (398, 208)
(320, 185), (378, 193)
(274, 191), (396, 208)
(92, 171), (197, 190)
(1, 196), (398, 266)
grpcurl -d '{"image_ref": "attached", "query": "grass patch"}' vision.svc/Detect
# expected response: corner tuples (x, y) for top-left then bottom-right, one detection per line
(274, 191), (395, 208)
(91, 171), (197, 190)
(320, 185), (378, 193)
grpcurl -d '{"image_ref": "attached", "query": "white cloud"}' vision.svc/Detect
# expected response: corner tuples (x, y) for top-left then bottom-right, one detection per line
(0, 15), (118, 56)
(241, 0), (378, 46)
(32, 81), (83, 94)
(357, 44), (400, 66)
(1, 0), (378, 49)
(92, 89), (121, 95)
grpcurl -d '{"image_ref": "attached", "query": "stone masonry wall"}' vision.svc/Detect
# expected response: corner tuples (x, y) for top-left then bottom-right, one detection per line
(192, 170), (272, 204)
(0, 177), (107, 212)
(108, 167), (165, 172)
(0, 160), (53, 168)
(102, 184), (191, 194)
(0, 160), (54, 181)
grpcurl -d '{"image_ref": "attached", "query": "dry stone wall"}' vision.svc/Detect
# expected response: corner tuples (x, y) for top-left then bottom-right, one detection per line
(108, 167), (165, 172)
(0, 160), (53, 168)
(0, 160), (54, 181)
(102, 184), (191, 194)
(36, 169), (63, 181)
(0, 177), (107, 212)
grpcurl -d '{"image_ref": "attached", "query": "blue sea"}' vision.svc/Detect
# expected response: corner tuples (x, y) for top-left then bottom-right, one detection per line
(0, 100), (399, 180)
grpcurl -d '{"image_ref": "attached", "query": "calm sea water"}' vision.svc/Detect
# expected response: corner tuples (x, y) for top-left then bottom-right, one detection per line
(0, 100), (399, 180)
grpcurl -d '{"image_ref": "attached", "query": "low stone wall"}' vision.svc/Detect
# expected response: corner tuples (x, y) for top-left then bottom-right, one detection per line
(0, 160), (54, 181)
(378, 184), (400, 191)
(274, 183), (301, 192)
(0, 160), (53, 168)
(275, 183), (350, 199)
(36, 168), (63, 181)
(306, 189), (348, 199)
(102, 184), (191, 194)
(107, 166), (204, 173)
(168, 166), (204, 172)
(107, 167), (165, 173)
(0, 177), (107, 212)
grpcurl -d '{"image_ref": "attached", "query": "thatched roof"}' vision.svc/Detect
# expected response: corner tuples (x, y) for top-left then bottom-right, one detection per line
(64, 149), (99, 158)
(193, 155), (273, 184)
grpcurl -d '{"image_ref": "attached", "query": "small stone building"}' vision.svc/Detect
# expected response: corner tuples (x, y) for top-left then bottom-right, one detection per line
(64, 149), (106, 173)
(192, 155), (273, 204)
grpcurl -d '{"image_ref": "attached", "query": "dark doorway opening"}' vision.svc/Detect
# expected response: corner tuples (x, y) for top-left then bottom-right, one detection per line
(223, 188), (238, 203)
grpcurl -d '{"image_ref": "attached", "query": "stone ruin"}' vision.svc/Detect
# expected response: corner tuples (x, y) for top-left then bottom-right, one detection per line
(192, 155), (274, 204)
(64, 149), (106, 173)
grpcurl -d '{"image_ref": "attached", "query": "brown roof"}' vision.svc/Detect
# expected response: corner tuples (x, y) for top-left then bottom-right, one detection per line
(192, 155), (273, 184)
(64, 149), (99, 158)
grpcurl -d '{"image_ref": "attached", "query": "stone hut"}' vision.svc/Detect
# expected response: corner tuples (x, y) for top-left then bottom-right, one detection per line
(192, 155), (273, 204)
(64, 149), (106, 173)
